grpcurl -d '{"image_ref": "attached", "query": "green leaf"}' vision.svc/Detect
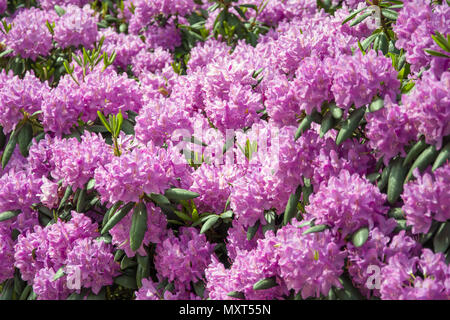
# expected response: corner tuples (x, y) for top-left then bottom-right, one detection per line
(129, 202), (148, 252)
(432, 142), (450, 172)
(53, 267), (65, 281)
(351, 227), (369, 247)
(0, 48), (14, 58)
(320, 112), (336, 138)
(388, 208), (405, 220)
(387, 157), (408, 205)
(0, 279), (14, 300)
(97, 111), (112, 133)
(342, 6), (368, 25)
(2, 129), (19, 169)
(164, 188), (200, 201)
(220, 210), (233, 219)
(336, 107), (366, 145)
(120, 256), (137, 270)
(431, 31), (450, 53)
(302, 224), (328, 235)
(401, 81), (415, 93)
(227, 291), (245, 299)
(283, 184), (302, 225)
(0, 127), (5, 150)
(381, 8), (398, 21)
(200, 215), (220, 234)
(114, 249), (125, 262)
(295, 115), (313, 141)
(367, 172), (381, 183)
(174, 210), (194, 222)
(54, 5), (66, 16)
(115, 112), (123, 138)
(298, 219), (314, 228)
(148, 193), (171, 207)
(335, 276), (364, 300)
(96, 234), (112, 244)
(433, 222), (450, 253)
(264, 210), (276, 225)
(102, 201), (122, 227)
(136, 254), (150, 288)
(403, 138), (427, 166)
(378, 33), (389, 55)
(253, 276), (278, 290)
(114, 275), (138, 290)
(101, 202), (135, 234)
(0, 210), (21, 222)
(58, 185), (72, 211)
(193, 280), (205, 298)
(121, 118), (135, 135)
(368, 98), (384, 113)
(405, 145), (438, 182)
(349, 12), (373, 27)
(247, 220), (260, 240)
(329, 103), (343, 120)
(361, 33), (378, 51)
(19, 285), (32, 300)
(76, 189), (86, 212)
(86, 178), (96, 191)
(424, 49), (450, 58)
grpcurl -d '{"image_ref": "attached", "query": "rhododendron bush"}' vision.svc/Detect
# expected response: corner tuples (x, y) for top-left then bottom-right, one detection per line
(0, 0), (449, 300)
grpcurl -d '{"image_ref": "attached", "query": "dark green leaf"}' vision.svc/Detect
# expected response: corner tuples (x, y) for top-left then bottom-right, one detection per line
(18, 122), (32, 157)
(253, 276), (278, 290)
(361, 33), (378, 51)
(0, 210), (21, 222)
(58, 185), (72, 211)
(336, 107), (366, 145)
(76, 189), (86, 212)
(164, 188), (200, 201)
(129, 202), (148, 252)
(283, 184), (302, 225)
(405, 145), (438, 182)
(432, 142), (450, 172)
(387, 157), (408, 204)
(2, 129), (19, 169)
(136, 254), (150, 288)
(227, 291), (245, 299)
(295, 115), (313, 141)
(381, 8), (398, 21)
(114, 275), (137, 289)
(193, 280), (205, 298)
(434, 222), (450, 253)
(120, 256), (137, 270)
(101, 202), (135, 234)
(342, 6), (368, 25)
(19, 285), (32, 300)
(403, 138), (427, 166)
(247, 220), (260, 240)
(388, 208), (405, 219)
